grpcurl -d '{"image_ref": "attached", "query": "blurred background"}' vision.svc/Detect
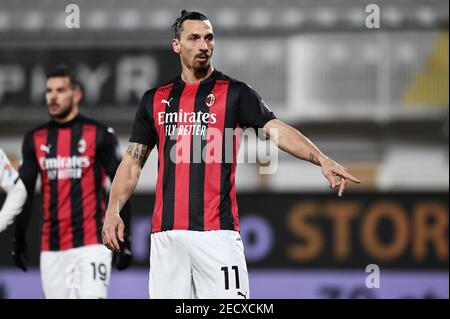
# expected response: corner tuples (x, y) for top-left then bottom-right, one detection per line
(0, 0), (448, 298)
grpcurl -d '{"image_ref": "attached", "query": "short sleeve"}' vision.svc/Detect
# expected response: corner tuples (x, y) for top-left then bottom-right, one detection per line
(238, 84), (276, 130)
(129, 90), (156, 148)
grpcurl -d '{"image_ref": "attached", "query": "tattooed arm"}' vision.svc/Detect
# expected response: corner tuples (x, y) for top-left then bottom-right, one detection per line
(126, 142), (151, 168)
(102, 142), (151, 252)
(263, 119), (360, 197)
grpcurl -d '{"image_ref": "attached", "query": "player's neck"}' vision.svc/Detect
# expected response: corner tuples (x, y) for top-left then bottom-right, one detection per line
(52, 106), (79, 124)
(181, 65), (214, 83)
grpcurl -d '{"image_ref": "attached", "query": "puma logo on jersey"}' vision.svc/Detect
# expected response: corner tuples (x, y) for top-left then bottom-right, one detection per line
(237, 291), (247, 299)
(162, 98), (173, 108)
(40, 144), (52, 154)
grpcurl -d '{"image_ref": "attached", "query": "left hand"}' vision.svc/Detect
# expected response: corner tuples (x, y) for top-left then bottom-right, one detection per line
(320, 158), (361, 197)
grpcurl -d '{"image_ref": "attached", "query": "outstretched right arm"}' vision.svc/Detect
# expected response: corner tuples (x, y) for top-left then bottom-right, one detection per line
(102, 142), (151, 252)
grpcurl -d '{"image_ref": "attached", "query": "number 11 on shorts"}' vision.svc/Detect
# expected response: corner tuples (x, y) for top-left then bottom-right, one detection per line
(221, 265), (240, 290)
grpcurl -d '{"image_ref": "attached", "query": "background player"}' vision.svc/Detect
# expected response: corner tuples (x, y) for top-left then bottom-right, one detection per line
(12, 66), (133, 299)
(102, 10), (360, 299)
(0, 148), (27, 233)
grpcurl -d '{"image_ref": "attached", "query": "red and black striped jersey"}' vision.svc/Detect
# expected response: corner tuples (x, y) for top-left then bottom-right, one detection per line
(18, 114), (125, 251)
(130, 69), (276, 233)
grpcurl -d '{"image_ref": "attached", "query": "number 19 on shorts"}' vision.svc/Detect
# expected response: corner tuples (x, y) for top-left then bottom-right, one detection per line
(90, 262), (108, 281)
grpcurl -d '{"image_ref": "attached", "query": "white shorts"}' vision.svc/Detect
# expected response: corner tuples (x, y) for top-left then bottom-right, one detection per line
(149, 230), (249, 299)
(40, 244), (112, 299)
